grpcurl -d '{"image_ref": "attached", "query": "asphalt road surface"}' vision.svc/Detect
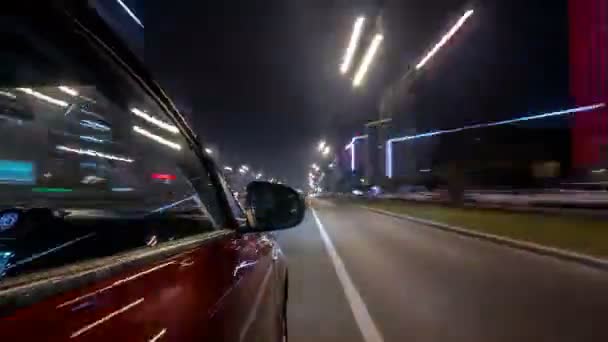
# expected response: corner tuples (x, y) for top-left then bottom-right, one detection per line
(275, 199), (608, 342)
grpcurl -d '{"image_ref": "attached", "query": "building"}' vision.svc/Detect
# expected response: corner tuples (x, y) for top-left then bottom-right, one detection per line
(569, 0), (608, 178)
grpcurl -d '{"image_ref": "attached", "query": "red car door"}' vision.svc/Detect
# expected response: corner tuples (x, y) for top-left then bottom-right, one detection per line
(202, 167), (288, 341)
(207, 232), (284, 342)
(0, 230), (285, 341)
(0, 231), (228, 341)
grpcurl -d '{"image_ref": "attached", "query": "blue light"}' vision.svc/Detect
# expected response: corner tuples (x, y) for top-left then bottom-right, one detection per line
(112, 187), (134, 192)
(150, 195), (198, 214)
(0, 160), (35, 185)
(80, 120), (111, 132)
(116, 0), (144, 28)
(385, 139), (393, 178)
(386, 103), (606, 177)
(0, 212), (19, 232)
(345, 135), (368, 171)
(80, 135), (105, 144)
(80, 162), (97, 169)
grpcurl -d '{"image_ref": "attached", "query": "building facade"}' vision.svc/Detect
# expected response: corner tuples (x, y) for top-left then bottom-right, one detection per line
(570, 0), (608, 175)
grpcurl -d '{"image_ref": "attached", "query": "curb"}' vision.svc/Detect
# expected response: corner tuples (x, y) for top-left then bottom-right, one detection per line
(362, 206), (608, 271)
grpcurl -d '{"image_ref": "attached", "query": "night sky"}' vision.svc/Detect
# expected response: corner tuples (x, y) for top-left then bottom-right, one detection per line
(137, 0), (569, 188)
(140, 1), (456, 186)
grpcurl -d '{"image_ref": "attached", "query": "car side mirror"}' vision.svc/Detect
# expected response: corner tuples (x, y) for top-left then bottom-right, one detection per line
(243, 181), (305, 232)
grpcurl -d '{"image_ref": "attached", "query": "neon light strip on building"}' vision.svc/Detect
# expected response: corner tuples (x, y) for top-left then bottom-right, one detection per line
(344, 135), (368, 171)
(386, 103), (606, 178)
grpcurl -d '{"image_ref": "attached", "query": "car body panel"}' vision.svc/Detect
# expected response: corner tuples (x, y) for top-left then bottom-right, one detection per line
(0, 232), (286, 341)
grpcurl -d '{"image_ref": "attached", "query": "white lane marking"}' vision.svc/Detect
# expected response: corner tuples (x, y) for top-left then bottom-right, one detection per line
(312, 209), (384, 342)
(70, 298), (144, 338)
(149, 328), (167, 342)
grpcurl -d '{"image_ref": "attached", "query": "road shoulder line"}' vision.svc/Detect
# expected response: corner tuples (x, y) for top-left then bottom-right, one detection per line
(362, 206), (608, 271)
(311, 209), (384, 342)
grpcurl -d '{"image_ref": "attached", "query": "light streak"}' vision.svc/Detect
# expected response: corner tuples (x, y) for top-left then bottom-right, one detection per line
(115, 0), (144, 28)
(81, 120), (111, 131)
(150, 195), (197, 213)
(57, 145), (134, 163)
(131, 108), (179, 134)
(353, 34), (384, 87)
(133, 126), (181, 150)
(344, 135), (368, 171)
(70, 298), (144, 338)
(111, 187), (134, 192)
(58, 86), (79, 97)
(0, 91), (16, 99)
(416, 10), (475, 69)
(79, 135), (105, 144)
(16, 88), (68, 107)
(386, 103), (606, 177)
(341, 17), (366, 74)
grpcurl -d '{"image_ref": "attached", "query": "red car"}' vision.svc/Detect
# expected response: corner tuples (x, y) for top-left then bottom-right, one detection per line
(0, 2), (304, 341)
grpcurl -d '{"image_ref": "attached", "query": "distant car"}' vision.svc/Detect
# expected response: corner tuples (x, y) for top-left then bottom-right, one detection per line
(0, 3), (305, 341)
(352, 189), (365, 196)
(369, 186), (383, 196)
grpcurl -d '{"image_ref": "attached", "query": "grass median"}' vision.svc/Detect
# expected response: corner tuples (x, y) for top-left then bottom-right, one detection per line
(358, 199), (608, 259)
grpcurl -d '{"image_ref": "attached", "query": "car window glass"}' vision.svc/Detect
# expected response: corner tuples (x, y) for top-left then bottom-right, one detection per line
(0, 11), (224, 285)
(216, 167), (246, 221)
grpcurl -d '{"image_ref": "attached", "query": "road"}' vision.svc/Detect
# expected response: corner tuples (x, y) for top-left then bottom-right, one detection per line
(275, 199), (608, 342)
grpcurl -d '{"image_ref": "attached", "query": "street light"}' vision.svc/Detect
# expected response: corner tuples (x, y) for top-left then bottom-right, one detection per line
(115, 0), (144, 28)
(416, 9), (474, 70)
(317, 140), (326, 152)
(58, 86), (79, 97)
(205, 148), (213, 155)
(16, 88), (68, 108)
(133, 126), (181, 151)
(256, 173), (263, 180)
(131, 108), (179, 134)
(322, 146), (331, 156)
(341, 17), (366, 74)
(224, 166), (233, 172)
(353, 34), (384, 87)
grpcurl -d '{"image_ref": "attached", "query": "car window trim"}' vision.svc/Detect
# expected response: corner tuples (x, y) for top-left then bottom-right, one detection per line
(0, 229), (233, 316)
